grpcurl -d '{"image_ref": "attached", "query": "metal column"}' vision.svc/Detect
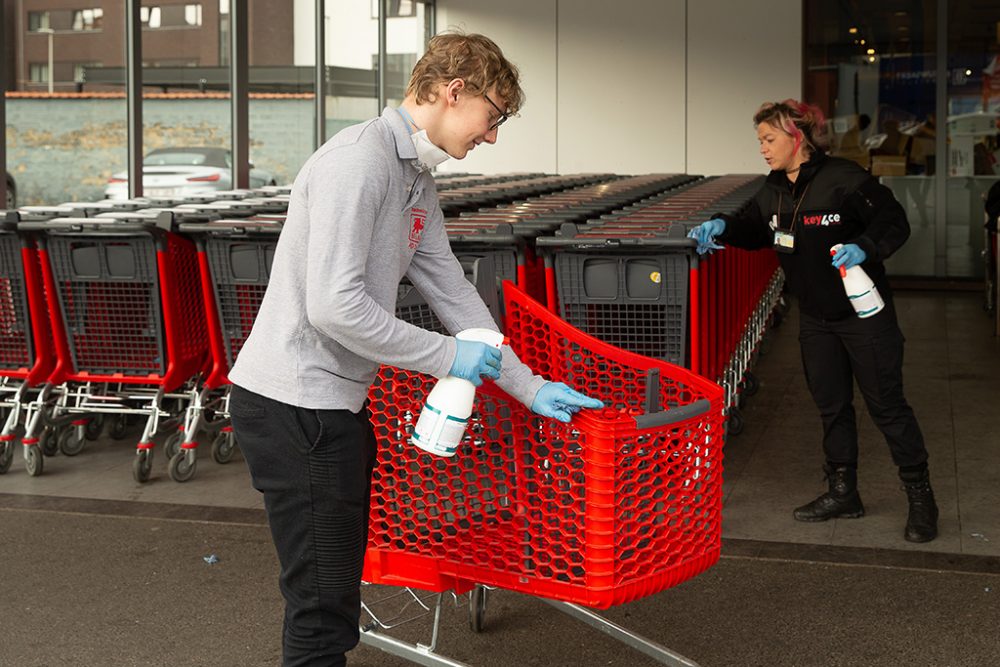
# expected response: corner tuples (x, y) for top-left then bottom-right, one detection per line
(230, 0), (249, 189)
(314, 0), (326, 149)
(933, 0), (948, 277)
(125, 0), (143, 198)
(377, 0), (387, 110)
(1, 1), (7, 209)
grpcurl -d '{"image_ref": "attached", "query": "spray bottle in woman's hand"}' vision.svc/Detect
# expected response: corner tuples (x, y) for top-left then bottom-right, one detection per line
(830, 244), (884, 318)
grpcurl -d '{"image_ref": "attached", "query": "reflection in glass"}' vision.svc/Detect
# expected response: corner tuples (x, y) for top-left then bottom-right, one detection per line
(7, 2), (126, 204)
(806, 0), (1000, 279)
(945, 4), (999, 278)
(384, 0), (430, 108)
(246, 1), (313, 187)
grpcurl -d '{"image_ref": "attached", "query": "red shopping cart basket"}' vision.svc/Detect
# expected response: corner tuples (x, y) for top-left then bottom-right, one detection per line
(0, 215), (56, 386)
(364, 281), (725, 609)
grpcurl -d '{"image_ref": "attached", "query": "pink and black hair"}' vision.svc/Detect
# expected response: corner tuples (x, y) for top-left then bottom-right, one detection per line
(754, 99), (829, 155)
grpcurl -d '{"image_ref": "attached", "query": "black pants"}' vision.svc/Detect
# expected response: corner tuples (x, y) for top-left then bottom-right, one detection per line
(798, 305), (928, 470)
(230, 385), (377, 667)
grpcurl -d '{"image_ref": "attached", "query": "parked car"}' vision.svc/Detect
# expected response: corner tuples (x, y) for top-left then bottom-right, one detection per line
(4, 171), (15, 209)
(104, 147), (276, 200)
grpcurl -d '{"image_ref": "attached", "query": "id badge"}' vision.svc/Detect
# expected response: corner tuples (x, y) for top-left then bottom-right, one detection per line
(773, 229), (796, 254)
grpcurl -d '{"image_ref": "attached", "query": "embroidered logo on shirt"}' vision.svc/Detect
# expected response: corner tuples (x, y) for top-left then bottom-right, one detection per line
(408, 207), (427, 249)
(802, 212), (842, 227)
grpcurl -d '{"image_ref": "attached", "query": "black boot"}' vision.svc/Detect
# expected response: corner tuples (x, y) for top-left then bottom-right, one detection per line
(793, 465), (865, 522)
(900, 468), (938, 543)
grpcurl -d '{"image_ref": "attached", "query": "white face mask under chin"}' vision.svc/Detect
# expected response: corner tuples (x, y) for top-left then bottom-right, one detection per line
(411, 129), (451, 171)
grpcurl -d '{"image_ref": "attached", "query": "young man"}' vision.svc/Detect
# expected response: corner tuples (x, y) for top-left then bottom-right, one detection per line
(227, 32), (602, 667)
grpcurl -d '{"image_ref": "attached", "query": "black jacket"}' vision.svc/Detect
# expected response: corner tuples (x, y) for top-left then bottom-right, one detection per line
(717, 152), (910, 320)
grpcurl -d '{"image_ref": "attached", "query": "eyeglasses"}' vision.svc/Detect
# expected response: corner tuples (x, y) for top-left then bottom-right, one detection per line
(483, 92), (509, 132)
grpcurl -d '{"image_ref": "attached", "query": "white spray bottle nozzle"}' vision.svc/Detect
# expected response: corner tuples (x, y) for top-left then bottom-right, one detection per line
(830, 244), (847, 278)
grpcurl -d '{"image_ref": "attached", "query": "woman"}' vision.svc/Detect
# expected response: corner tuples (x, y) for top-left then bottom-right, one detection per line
(689, 100), (938, 543)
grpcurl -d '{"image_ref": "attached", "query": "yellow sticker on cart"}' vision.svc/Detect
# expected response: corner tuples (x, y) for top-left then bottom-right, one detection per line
(650, 271), (661, 284)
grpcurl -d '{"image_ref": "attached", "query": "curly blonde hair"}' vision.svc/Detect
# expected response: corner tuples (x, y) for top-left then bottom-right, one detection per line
(406, 31), (524, 116)
(754, 99), (829, 153)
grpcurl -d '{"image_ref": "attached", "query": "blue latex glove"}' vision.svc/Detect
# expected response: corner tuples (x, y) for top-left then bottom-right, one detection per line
(449, 339), (502, 386)
(687, 218), (726, 255)
(530, 382), (604, 423)
(831, 243), (867, 270)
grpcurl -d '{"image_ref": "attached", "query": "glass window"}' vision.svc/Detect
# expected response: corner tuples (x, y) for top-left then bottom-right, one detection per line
(135, 0), (229, 196)
(322, 2), (379, 143)
(372, 0), (417, 19)
(384, 1), (429, 108)
(72, 9), (105, 31)
(28, 12), (49, 32)
(30, 10), (79, 32)
(74, 63), (101, 83)
(805, 1), (940, 277)
(142, 4), (203, 29)
(9, 2), (127, 204)
(28, 64), (48, 83)
(945, 3), (999, 278)
(246, 0), (316, 188)
(806, 0), (1000, 279)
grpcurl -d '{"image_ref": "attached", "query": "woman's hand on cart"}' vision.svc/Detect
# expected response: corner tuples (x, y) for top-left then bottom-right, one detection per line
(530, 382), (604, 423)
(687, 218), (727, 255)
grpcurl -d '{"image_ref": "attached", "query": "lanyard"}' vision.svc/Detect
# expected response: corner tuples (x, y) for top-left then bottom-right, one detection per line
(776, 181), (812, 232)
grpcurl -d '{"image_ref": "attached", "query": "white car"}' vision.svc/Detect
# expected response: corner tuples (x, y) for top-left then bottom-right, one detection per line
(104, 147), (276, 200)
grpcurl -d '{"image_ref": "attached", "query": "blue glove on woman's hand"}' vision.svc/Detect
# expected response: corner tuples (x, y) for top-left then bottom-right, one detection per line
(831, 243), (867, 270)
(449, 339), (502, 386)
(687, 218), (726, 255)
(530, 382), (604, 423)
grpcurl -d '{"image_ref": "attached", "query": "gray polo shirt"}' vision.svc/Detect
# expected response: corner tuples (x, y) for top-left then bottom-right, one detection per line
(228, 107), (547, 412)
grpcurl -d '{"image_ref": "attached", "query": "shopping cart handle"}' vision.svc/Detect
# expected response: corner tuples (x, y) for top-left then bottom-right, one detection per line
(633, 399), (712, 429)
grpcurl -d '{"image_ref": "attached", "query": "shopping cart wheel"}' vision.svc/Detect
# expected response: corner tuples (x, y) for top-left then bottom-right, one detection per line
(727, 407), (745, 437)
(25, 444), (43, 477)
(133, 449), (153, 483)
(0, 440), (13, 474)
(469, 585), (488, 633)
(164, 431), (183, 461)
(741, 372), (760, 397)
(168, 451), (197, 483)
(58, 426), (86, 457)
(85, 414), (105, 441)
(109, 414), (129, 441)
(211, 431), (237, 464)
(40, 425), (59, 457)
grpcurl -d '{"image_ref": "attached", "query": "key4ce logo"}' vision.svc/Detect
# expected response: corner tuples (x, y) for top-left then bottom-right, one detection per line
(802, 212), (842, 226)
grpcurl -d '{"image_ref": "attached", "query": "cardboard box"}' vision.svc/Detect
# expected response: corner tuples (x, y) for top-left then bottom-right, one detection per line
(871, 155), (906, 176)
(832, 147), (871, 170)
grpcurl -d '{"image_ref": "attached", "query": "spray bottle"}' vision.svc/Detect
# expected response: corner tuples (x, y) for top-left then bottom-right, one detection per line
(411, 328), (508, 457)
(830, 244), (884, 318)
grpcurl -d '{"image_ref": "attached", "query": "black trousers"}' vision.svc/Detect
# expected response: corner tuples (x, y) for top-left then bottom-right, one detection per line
(798, 304), (928, 470)
(230, 385), (378, 667)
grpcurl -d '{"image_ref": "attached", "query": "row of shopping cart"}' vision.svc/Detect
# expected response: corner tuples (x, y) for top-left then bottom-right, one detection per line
(0, 173), (647, 483)
(536, 174), (782, 434)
